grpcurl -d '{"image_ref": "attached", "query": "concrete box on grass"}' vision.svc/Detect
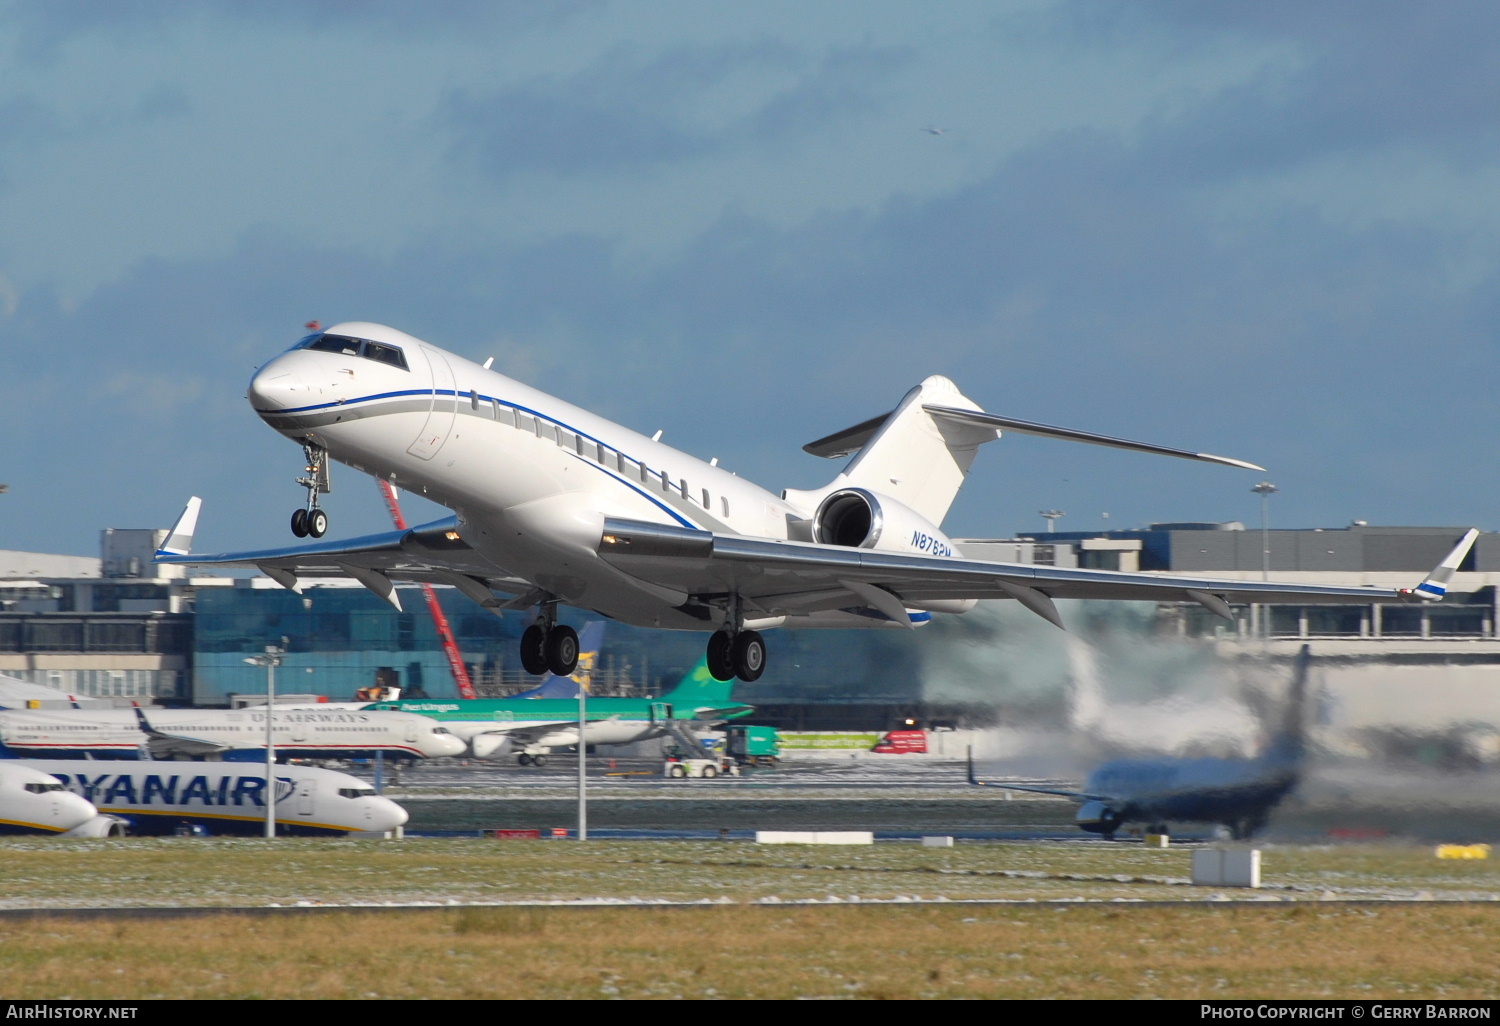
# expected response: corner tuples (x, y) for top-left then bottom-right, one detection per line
(921, 835), (955, 848)
(1192, 849), (1261, 887)
(756, 831), (875, 845)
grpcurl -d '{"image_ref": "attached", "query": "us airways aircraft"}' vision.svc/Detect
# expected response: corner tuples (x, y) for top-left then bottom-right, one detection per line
(0, 706), (464, 761)
(155, 322), (1477, 684)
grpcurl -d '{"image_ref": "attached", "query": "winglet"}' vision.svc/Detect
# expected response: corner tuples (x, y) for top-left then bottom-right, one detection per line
(1406, 528), (1479, 602)
(156, 497), (202, 558)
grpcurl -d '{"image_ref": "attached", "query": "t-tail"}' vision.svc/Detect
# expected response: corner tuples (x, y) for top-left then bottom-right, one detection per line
(795, 378), (1264, 529)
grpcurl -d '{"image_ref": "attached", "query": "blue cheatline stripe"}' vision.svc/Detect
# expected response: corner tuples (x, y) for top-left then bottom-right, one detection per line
(1415, 582), (1444, 596)
(258, 385), (702, 532)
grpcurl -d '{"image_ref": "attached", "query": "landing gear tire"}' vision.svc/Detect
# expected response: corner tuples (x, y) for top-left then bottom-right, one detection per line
(518, 753), (532, 767)
(706, 630), (734, 682)
(291, 509), (309, 538)
(531, 754), (547, 768)
(544, 625), (580, 676)
(519, 624), (548, 676)
(731, 630), (766, 682)
(306, 508), (328, 539)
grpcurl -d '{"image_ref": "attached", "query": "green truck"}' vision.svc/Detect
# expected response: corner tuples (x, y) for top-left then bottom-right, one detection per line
(725, 724), (780, 767)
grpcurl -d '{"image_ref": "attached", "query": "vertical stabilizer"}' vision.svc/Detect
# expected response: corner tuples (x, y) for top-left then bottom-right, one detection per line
(1265, 645), (1311, 765)
(658, 656), (737, 706)
(831, 376), (996, 526)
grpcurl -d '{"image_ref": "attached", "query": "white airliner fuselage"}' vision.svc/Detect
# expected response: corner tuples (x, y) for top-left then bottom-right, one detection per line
(0, 706), (465, 761)
(248, 323), (892, 633)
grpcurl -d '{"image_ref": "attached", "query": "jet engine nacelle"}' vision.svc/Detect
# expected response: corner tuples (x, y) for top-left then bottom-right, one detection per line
(58, 814), (129, 838)
(471, 734), (514, 760)
(1075, 801), (1124, 834)
(813, 487), (958, 558)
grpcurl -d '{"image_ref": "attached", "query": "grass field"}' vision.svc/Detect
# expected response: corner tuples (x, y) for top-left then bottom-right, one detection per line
(1, 837), (1497, 906)
(2, 904), (1498, 999)
(1, 838), (1497, 998)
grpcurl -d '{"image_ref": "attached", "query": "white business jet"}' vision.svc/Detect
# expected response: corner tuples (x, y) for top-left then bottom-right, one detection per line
(156, 323), (1476, 684)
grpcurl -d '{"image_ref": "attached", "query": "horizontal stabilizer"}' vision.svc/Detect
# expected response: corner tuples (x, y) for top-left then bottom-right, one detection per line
(802, 410), (894, 459)
(922, 406), (1265, 472)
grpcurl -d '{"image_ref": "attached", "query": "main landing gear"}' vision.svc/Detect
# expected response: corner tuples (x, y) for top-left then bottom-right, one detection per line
(289, 442), (332, 539)
(519, 613), (580, 677)
(705, 628), (765, 683)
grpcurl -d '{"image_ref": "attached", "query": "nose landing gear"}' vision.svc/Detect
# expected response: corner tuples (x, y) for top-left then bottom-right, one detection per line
(290, 442), (331, 538)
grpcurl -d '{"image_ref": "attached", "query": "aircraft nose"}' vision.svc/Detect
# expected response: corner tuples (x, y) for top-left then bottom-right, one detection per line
(247, 354), (305, 412)
(430, 732), (466, 758)
(370, 797), (409, 831)
(56, 793), (97, 831)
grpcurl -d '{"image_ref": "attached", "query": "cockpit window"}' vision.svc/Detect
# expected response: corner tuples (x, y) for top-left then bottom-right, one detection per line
(297, 333), (409, 371)
(24, 782), (63, 794)
(338, 787), (377, 799)
(363, 342), (408, 370)
(306, 334), (362, 356)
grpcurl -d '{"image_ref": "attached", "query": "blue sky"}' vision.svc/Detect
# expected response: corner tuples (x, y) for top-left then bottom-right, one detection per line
(1, 1), (1497, 556)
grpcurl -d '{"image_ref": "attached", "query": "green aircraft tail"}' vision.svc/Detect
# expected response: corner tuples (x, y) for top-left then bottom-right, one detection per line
(658, 657), (737, 704)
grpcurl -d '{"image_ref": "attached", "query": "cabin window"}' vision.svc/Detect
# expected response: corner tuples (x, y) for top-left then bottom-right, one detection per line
(469, 390), (480, 411)
(702, 488), (711, 508)
(638, 461), (649, 484)
(575, 434), (587, 457)
(535, 418), (547, 439)
(515, 412), (534, 433)
(660, 471), (672, 493)
(721, 496), (730, 517)
(680, 478), (689, 498)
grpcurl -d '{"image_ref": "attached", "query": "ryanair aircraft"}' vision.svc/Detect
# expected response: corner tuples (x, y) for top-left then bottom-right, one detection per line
(156, 323), (1477, 685)
(0, 763), (98, 835)
(20, 760), (408, 836)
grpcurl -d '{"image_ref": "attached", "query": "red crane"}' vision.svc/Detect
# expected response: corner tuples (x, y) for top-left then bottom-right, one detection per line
(377, 479), (478, 699)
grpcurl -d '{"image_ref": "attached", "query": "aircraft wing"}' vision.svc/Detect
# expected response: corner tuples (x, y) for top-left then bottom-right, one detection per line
(471, 720), (592, 744)
(153, 499), (532, 611)
(598, 519), (1480, 628)
(976, 782), (1112, 803)
(132, 708), (231, 761)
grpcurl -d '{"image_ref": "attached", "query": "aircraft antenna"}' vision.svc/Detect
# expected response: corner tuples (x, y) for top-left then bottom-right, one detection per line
(377, 480), (479, 700)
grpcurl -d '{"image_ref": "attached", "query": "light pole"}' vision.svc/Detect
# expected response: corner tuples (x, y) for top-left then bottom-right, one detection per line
(244, 640), (286, 838)
(1040, 510), (1065, 533)
(1251, 482), (1278, 582)
(577, 680), (587, 841)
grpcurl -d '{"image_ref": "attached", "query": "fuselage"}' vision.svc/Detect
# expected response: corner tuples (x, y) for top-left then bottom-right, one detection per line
(247, 323), (952, 632)
(0, 707), (465, 761)
(1076, 754), (1298, 834)
(21, 760), (409, 837)
(366, 697), (753, 753)
(0, 763), (98, 835)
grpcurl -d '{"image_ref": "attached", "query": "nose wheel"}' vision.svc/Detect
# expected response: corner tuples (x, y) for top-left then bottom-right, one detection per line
(290, 442), (331, 538)
(290, 508), (328, 539)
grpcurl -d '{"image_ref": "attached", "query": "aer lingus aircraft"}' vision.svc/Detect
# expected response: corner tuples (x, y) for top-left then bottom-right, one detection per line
(155, 323), (1476, 684)
(368, 654), (752, 763)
